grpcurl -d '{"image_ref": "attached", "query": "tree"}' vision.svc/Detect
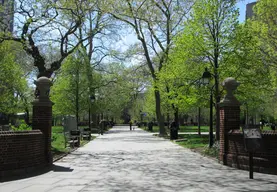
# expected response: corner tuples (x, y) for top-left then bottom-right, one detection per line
(107, 0), (193, 135)
(0, 0), (100, 78)
(165, 0), (240, 140)
(250, 0), (277, 67)
(159, 0), (275, 139)
(0, 41), (28, 115)
(51, 53), (91, 124)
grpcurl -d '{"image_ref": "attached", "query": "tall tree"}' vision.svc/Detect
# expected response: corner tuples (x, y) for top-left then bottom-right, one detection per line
(0, 42), (28, 115)
(250, 0), (277, 67)
(51, 54), (90, 124)
(159, 0), (274, 139)
(0, 0), (98, 78)
(173, 0), (240, 140)
(108, 0), (193, 135)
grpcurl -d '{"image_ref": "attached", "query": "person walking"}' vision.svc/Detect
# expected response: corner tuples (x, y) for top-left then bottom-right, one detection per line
(99, 119), (104, 135)
(129, 120), (133, 131)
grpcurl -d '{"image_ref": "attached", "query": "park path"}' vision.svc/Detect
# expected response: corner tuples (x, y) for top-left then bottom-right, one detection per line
(1, 126), (277, 192)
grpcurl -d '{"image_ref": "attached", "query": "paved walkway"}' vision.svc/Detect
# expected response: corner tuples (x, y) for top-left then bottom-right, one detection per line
(1, 126), (277, 192)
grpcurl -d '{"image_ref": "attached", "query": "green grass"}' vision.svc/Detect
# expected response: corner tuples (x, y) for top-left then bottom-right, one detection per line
(145, 125), (214, 133)
(179, 126), (213, 132)
(51, 126), (96, 155)
(261, 126), (273, 131)
(176, 134), (209, 149)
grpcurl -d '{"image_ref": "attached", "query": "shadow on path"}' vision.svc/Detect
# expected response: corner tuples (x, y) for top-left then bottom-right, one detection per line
(0, 164), (73, 182)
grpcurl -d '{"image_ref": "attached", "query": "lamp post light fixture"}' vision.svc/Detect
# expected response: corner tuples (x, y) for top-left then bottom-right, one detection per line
(201, 68), (214, 148)
(201, 68), (212, 85)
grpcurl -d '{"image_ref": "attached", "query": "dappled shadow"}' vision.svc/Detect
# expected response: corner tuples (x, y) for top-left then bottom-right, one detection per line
(3, 126), (277, 191)
(0, 164), (73, 182)
(62, 126), (277, 191)
(59, 147), (277, 192)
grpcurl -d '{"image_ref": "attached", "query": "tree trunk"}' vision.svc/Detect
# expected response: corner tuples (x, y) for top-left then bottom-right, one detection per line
(174, 108), (179, 130)
(198, 107), (201, 135)
(75, 68), (80, 127)
(24, 107), (30, 125)
(154, 90), (165, 135)
(167, 113), (170, 131)
(215, 75), (220, 141)
(179, 115), (185, 126)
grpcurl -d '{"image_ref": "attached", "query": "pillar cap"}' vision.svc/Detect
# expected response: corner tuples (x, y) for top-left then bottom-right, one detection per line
(32, 76), (53, 106)
(220, 77), (240, 107)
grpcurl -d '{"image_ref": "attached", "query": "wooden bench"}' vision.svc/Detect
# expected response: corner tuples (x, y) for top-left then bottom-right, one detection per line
(64, 130), (80, 148)
(90, 127), (99, 133)
(82, 128), (91, 140)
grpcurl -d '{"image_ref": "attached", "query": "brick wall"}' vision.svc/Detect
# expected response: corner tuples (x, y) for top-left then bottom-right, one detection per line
(0, 130), (47, 175)
(33, 105), (52, 164)
(225, 130), (277, 174)
(219, 106), (240, 164)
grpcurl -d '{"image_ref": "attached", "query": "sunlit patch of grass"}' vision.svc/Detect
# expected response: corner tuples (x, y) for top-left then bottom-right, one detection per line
(176, 134), (209, 149)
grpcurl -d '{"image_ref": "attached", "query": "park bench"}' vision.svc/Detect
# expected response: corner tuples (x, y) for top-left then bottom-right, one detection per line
(90, 127), (99, 133)
(63, 115), (80, 148)
(64, 130), (80, 148)
(81, 127), (91, 140)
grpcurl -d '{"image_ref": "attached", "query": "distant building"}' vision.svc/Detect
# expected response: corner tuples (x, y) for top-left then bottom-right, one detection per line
(0, 0), (14, 32)
(246, 2), (257, 20)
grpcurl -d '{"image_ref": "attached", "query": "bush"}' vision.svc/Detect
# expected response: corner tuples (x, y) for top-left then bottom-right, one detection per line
(202, 141), (220, 159)
(11, 120), (31, 131)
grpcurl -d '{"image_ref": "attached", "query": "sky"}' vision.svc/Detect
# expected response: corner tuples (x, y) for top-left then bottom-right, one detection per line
(237, 0), (257, 22)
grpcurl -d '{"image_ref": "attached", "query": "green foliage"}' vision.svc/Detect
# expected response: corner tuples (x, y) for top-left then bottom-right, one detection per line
(250, 0), (277, 66)
(11, 120), (31, 131)
(234, 0), (277, 117)
(51, 53), (91, 116)
(157, 0), (240, 116)
(202, 142), (219, 158)
(0, 42), (28, 114)
(156, 0), (275, 122)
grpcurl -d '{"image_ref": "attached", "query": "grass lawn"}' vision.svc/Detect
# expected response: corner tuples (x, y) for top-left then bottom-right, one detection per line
(51, 126), (96, 157)
(176, 134), (209, 149)
(144, 125), (214, 133)
(146, 125), (275, 133)
(179, 125), (214, 132)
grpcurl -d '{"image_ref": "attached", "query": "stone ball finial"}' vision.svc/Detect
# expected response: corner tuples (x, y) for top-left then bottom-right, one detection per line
(220, 77), (240, 106)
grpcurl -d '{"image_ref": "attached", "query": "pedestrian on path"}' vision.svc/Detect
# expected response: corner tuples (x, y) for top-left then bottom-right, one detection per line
(129, 120), (133, 131)
(99, 119), (105, 135)
(133, 120), (136, 130)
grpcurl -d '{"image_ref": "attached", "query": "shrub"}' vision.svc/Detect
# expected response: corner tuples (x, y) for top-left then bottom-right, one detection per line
(202, 141), (220, 159)
(11, 120), (31, 131)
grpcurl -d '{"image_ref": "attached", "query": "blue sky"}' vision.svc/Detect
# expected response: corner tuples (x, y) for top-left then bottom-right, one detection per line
(237, 0), (256, 22)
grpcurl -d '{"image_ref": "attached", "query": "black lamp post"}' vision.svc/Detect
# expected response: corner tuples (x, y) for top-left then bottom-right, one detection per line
(201, 68), (214, 148)
(89, 95), (95, 130)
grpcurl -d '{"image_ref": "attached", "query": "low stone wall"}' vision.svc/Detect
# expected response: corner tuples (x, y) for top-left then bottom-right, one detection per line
(225, 130), (277, 174)
(0, 130), (47, 178)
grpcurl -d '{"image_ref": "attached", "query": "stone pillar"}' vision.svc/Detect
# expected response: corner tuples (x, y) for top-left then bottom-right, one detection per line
(32, 77), (53, 165)
(219, 78), (240, 165)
